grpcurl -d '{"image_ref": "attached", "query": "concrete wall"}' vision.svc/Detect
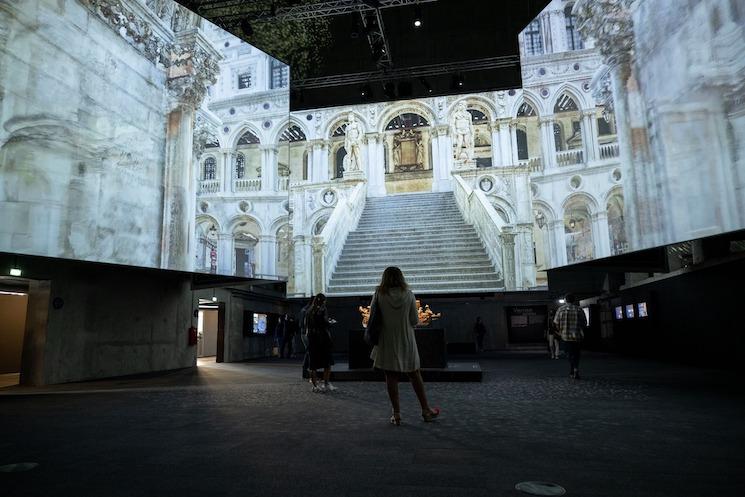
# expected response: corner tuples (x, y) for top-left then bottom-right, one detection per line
(0, 293), (27, 373)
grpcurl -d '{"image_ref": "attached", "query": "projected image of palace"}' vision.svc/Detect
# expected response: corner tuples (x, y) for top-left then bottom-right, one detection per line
(1, 0), (743, 298)
(193, 1), (629, 296)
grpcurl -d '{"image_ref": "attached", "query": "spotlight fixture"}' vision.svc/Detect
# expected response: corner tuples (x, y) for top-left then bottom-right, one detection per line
(413, 5), (422, 28)
(350, 15), (361, 39)
(558, 298), (566, 304)
(419, 76), (433, 94)
(383, 82), (396, 99)
(451, 74), (465, 90)
(360, 84), (372, 99)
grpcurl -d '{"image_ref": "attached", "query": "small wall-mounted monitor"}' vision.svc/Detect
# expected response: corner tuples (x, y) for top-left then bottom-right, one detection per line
(625, 305), (635, 319)
(614, 306), (624, 320)
(253, 313), (268, 334)
(638, 302), (648, 318)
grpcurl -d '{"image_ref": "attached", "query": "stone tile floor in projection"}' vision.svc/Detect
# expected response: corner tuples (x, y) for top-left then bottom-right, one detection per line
(1, 352), (744, 497)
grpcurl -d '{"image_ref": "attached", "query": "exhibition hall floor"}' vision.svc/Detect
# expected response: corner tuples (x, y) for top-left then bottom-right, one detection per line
(1, 353), (744, 497)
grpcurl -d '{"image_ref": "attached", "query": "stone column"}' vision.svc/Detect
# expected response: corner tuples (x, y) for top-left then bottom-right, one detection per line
(435, 126), (453, 191)
(592, 211), (611, 259)
(550, 220), (568, 267)
(581, 111), (596, 162)
(311, 237), (326, 294)
(217, 233), (233, 275)
(498, 120), (512, 166)
(223, 149), (233, 193)
(490, 121), (503, 167)
(430, 131), (441, 191)
(508, 120), (519, 166)
(516, 223), (536, 289)
(291, 235), (309, 295)
(160, 30), (220, 271)
(304, 143), (314, 181)
(260, 145), (278, 192)
(539, 117), (558, 169)
(318, 141), (330, 183)
(366, 133), (386, 197)
(258, 234), (276, 276)
(500, 229), (517, 290)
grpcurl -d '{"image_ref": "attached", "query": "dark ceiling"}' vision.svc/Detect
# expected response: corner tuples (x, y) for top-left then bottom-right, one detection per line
(175, 0), (552, 110)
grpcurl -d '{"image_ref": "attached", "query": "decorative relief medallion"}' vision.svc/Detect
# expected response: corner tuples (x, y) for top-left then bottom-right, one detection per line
(478, 176), (494, 193)
(320, 189), (337, 206)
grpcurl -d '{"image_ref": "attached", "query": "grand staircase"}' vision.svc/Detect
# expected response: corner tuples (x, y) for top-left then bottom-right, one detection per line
(326, 192), (504, 296)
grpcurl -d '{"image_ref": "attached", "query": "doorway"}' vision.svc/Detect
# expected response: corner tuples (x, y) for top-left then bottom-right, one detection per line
(197, 300), (226, 362)
(0, 278), (29, 387)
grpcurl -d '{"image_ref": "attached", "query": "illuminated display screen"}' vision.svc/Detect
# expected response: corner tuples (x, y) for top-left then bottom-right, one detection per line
(638, 302), (648, 318)
(625, 305), (635, 319)
(614, 306), (624, 320)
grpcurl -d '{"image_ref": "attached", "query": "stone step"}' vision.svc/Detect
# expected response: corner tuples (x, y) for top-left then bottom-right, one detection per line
(336, 253), (493, 267)
(346, 230), (477, 243)
(341, 238), (483, 251)
(360, 204), (460, 213)
(329, 272), (502, 285)
(355, 220), (467, 231)
(326, 280), (505, 295)
(337, 246), (489, 259)
(332, 265), (497, 278)
(357, 211), (463, 221)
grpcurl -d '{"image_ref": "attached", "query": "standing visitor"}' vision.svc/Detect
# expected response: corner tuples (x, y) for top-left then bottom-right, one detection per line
(473, 316), (487, 353)
(283, 315), (299, 358)
(546, 308), (561, 359)
(274, 315), (286, 358)
(553, 294), (586, 379)
(370, 267), (440, 425)
(305, 293), (337, 392)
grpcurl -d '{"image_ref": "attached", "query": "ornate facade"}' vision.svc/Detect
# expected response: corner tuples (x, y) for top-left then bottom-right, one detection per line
(194, 0), (627, 295)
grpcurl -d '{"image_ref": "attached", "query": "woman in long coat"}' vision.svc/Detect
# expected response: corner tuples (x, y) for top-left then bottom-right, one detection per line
(305, 293), (337, 392)
(370, 267), (440, 425)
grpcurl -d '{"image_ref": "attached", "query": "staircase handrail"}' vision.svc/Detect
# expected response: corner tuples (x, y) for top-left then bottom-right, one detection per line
(452, 175), (505, 277)
(318, 181), (367, 287)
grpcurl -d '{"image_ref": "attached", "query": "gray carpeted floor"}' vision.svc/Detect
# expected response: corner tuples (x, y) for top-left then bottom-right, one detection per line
(1, 352), (744, 497)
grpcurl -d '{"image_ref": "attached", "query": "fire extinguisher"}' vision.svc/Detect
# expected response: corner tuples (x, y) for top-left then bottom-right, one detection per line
(188, 326), (198, 346)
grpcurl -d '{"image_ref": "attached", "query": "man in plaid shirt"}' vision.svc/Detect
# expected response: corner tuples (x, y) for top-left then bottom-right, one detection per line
(553, 294), (587, 379)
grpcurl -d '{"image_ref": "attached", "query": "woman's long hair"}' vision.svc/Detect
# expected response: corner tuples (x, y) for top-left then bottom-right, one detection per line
(377, 266), (408, 295)
(304, 293), (326, 332)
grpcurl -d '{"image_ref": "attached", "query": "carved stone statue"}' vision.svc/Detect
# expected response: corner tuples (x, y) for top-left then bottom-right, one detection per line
(392, 141), (402, 167)
(450, 102), (474, 162)
(344, 113), (363, 172)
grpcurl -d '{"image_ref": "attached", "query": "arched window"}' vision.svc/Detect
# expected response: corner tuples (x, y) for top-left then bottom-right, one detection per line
(554, 94), (583, 152)
(234, 153), (245, 179)
(517, 102), (537, 117)
(385, 113), (429, 130)
(278, 124), (307, 143)
(564, 5), (583, 50)
(314, 216), (329, 236)
(237, 130), (260, 146)
(564, 200), (594, 263)
(467, 109), (489, 123)
(203, 157), (216, 180)
(334, 147), (346, 179)
(516, 128), (529, 160)
(524, 19), (543, 56)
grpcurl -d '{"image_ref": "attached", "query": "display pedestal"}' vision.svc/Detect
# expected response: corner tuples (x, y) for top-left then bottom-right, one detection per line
(348, 328), (447, 369)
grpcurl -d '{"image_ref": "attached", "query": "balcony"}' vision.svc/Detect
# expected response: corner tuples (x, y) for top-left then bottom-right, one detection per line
(235, 178), (261, 192)
(199, 179), (220, 194)
(278, 177), (290, 191)
(518, 156), (543, 172)
(599, 142), (620, 160)
(556, 149), (584, 167)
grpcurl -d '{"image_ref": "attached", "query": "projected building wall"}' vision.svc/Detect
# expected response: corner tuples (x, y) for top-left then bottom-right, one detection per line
(1, 0), (743, 294)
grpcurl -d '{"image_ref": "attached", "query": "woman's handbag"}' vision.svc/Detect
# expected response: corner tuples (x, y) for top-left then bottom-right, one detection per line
(364, 292), (382, 346)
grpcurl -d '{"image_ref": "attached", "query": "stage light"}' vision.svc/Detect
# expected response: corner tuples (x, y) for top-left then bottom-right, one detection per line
(360, 84), (372, 99)
(451, 74), (464, 89)
(383, 82), (396, 99)
(413, 5), (422, 27)
(558, 299), (566, 304)
(419, 76), (433, 94)
(9, 268), (21, 277)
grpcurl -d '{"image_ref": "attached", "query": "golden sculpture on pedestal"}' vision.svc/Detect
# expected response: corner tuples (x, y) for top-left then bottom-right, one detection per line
(358, 299), (442, 328)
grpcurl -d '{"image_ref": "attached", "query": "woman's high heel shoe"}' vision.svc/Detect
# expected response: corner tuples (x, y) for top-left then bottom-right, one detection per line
(421, 407), (440, 422)
(390, 412), (401, 426)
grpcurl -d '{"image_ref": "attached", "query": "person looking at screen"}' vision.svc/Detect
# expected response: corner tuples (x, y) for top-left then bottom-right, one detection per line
(304, 294), (337, 392)
(369, 267), (440, 425)
(553, 294), (587, 379)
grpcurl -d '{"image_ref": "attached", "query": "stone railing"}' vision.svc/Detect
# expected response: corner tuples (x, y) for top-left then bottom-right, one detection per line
(599, 142), (620, 160)
(314, 181), (367, 291)
(278, 176), (290, 191)
(234, 178), (261, 192)
(518, 156), (543, 172)
(556, 149), (584, 167)
(452, 175), (505, 278)
(199, 179), (220, 194)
